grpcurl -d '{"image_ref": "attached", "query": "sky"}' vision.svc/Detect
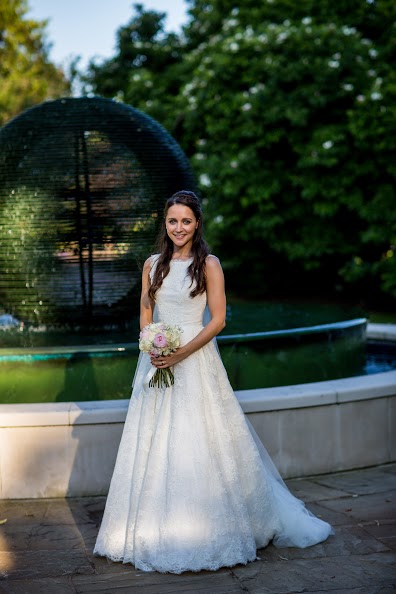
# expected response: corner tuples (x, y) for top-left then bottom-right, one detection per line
(27, 0), (189, 70)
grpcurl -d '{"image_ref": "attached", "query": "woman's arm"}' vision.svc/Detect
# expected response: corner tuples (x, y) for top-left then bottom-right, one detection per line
(152, 255), (226, 367)
(140, 257), (154, 330)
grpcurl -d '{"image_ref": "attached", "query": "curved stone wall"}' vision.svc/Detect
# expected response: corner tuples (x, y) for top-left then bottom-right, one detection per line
(0, 324), (395, 498)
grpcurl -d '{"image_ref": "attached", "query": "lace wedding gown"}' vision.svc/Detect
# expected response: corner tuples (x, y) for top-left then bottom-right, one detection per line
(94, 255), (333, 573)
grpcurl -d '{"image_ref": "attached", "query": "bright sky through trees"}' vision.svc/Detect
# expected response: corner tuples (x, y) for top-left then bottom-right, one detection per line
(27, 0), (188, 69)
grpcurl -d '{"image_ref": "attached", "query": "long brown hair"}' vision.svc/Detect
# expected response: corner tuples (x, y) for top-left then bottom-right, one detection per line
(148, 190), (209, 300)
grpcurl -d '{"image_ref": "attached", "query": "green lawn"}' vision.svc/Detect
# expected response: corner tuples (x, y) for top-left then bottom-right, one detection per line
(367, 311), (396, 324)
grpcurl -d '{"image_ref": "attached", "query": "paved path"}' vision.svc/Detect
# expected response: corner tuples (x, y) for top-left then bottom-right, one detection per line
(0, 463), (395, 593)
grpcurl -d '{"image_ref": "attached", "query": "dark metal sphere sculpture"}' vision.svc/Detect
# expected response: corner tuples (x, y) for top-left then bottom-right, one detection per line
(0, 97), (196, 327)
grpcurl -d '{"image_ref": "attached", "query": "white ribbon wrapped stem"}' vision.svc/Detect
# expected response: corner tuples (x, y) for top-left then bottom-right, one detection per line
(143, 366), (157, 389)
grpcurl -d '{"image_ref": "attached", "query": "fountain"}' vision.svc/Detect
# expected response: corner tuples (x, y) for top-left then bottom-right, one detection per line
(0, 99), (395, 498)
(0, 96), (195, 328)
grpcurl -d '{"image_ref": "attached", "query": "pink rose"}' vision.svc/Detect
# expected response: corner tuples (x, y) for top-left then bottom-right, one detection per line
(153, 333), (168, 348)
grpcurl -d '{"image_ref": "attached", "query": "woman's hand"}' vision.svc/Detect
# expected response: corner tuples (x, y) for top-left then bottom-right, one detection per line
(150, 349), (186, 369)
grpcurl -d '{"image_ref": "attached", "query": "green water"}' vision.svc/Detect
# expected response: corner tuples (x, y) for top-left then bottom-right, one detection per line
(0, 300), (367, 404)
(0, 300), (364, 349)
(0, 352), (137, 404)
(0, 337), (365, 404)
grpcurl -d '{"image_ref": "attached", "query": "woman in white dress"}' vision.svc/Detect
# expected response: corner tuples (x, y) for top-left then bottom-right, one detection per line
(94, 190), (334, 573)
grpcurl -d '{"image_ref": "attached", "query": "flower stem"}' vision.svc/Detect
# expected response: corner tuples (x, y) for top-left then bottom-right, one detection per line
(149, 367), (174, 389)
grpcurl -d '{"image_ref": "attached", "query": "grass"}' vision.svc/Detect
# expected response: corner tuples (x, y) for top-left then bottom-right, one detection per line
(367, 311), (396, 324)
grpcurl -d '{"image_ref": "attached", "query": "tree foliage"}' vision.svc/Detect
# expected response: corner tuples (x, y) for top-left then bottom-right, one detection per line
(85, 4), (186, 130)
(0, 0), (70, 127)
(86, 0), (396, 303)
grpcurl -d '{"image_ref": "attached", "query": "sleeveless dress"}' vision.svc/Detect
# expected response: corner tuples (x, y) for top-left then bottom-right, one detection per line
(93, 255), (334, 573)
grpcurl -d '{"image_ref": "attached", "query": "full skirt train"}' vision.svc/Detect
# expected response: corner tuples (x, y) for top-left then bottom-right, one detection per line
(94, 329), (334, 574)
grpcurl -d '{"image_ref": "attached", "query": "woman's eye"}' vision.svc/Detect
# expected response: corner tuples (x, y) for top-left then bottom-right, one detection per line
(183, 220), (192, 224)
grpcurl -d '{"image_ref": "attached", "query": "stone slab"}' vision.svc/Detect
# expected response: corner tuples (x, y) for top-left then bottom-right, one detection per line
(68, 400), (129, 425)
(334, 372), (396, 403)
(367, 323), (396, 341)
(257, 525), (389, 562)
(248, 404), (342, 478)
(238, 384), (337, 412)
(75, 523), (98, 553)
(239, 370), (396, 414)
(285, 478), (348, 502)
(310, 586), (395, 594)
(1, 465), (396, 593)
(313, 464), (396, 495)
(336, 398), (391, 469)
(0, 522), (85, 552)
(0, 576), (75, 593)
(390, 396), (396, 461)
(2, 392), (396, 499)
(313, 589), (396, 594)
(66, 423), (123, 497)
(379, 537), (396, 551)
(383, 464), (396, 474)
(72, 567), (244, 593)
(360, 520), (396, 551)
(0, 426), (72, 499)
(26, 499), (86, 527)
(66, 496), (106, 527)
(0, 500), (49, 525)
(303, 502), (357, 527)
(317, 491), (396, 523)
(0, 403), (71, 428)
(232, 552), (396, 593)
(0, 549), (93, 580)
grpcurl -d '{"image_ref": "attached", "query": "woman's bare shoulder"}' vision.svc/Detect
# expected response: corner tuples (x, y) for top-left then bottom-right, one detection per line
(206, 254), (222, 267)
(144, 253), (160, 266)
(142, 254), (160, 274)
(205, 254), (223, 277)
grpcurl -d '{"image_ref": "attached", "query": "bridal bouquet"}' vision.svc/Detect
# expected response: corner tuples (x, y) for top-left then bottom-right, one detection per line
(139, 322), (182, 388)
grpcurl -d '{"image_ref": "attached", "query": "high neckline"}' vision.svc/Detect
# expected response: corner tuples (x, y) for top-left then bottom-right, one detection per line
(170, 256), (193, 263)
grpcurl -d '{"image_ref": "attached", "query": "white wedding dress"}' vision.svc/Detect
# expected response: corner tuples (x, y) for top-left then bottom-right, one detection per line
(94, 256), (334, 573)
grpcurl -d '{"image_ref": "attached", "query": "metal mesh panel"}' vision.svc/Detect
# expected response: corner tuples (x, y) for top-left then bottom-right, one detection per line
(0, 97), (196, 327)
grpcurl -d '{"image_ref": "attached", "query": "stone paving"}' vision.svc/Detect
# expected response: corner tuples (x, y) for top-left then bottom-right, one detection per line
(0, 463), (395, 593)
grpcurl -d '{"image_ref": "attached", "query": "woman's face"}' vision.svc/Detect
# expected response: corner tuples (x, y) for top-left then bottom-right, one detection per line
(165, 204), (198, 250)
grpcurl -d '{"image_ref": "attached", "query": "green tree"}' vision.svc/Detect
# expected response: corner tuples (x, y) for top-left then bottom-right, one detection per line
(180, 8), (395, 299)
(87, 0), (396, 303)
(85, 4), (185, 132)
(0, 0), (70, 127)
(185, 0), (394, 47)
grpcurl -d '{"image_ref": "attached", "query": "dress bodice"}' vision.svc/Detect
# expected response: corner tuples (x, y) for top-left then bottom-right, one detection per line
(150, 255), (207, 328)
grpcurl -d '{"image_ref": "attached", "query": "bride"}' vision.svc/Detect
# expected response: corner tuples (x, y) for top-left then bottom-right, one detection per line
(94, 190), (334, 573)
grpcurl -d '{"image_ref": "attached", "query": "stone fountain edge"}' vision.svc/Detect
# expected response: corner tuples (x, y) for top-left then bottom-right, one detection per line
(0, 323), (395, 498)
